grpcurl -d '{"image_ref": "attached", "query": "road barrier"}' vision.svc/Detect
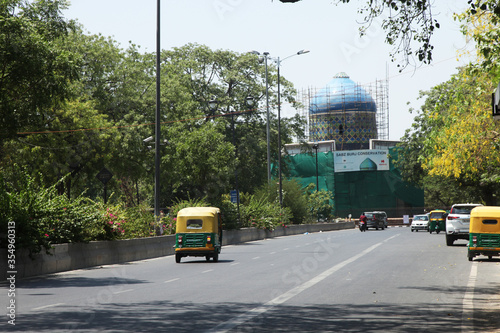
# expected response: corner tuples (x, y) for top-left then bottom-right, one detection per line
(0, 221), (354, 280)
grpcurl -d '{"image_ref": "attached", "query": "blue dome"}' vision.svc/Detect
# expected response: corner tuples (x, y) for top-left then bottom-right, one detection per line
(310, 72), (376, 114)
(308, 72), (378, 150)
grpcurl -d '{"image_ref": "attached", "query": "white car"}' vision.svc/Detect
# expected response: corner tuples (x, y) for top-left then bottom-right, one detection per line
(445, 203), (483, 246)
(411, 214), (429, 232)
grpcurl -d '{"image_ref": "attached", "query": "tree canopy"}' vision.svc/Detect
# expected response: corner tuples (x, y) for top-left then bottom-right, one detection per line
(396, 4), (500, 206)
(0, 1), (306, 209)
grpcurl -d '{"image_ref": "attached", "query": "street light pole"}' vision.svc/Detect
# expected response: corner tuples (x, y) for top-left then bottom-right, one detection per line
(154, 0), (161, 233)
(264, 52), (271, 183)
(276, 50), (310, 207)
(313, 142), (319, 223)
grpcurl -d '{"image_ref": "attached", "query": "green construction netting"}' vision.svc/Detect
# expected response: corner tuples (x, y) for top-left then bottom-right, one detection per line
(280, 148), (424, 218)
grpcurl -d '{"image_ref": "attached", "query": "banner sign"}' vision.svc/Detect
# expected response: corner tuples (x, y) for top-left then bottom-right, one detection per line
(334, 150), (389, 173)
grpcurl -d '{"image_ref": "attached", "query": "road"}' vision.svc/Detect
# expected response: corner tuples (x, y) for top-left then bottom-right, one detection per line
(2, 226), (500, 332)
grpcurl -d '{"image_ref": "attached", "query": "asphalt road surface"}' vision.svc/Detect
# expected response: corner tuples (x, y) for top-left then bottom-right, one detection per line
(2, 226), (500, 332)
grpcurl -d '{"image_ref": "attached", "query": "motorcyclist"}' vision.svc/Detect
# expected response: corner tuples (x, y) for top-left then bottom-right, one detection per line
(359, 213), (367, 231)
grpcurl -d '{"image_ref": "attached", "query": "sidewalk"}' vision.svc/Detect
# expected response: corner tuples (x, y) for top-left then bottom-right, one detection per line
(471, 259), (500, 332)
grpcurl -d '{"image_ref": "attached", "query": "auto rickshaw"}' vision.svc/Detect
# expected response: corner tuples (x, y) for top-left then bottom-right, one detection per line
(174, 207), (222, 263)
(429, 209), (447, 234)
(468, 206), (500, 261)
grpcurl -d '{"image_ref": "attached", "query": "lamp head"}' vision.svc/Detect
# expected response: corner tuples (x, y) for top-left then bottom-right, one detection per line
(208, 99), (218, 111)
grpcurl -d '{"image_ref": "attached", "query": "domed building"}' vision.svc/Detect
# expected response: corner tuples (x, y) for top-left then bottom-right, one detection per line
(309, 72), (377, 150)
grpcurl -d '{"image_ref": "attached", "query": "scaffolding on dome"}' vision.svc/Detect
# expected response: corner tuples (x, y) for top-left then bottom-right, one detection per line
(296, 78), (389, 143)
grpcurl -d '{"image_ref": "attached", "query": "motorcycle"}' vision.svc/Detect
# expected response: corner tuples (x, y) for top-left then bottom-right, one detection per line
(359, 221), (367, 232)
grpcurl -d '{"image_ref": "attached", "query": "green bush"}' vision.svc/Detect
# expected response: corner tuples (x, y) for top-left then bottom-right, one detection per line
(0, 167), (102, 256)
(95, 202), (153, 240)
(216, 194), (239, 230)
(305, 184), (334, 222)
(240, 193), (292, 230)
(254, 179), (308, 225)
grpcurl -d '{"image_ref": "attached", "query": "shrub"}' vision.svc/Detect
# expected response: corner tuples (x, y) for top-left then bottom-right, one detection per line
(240, 194), (292, 230)
(216, 194), (239, 230)
(254, 179), (308, 224)
(305, 184), (334, 222)
(0, 166), (102, 256)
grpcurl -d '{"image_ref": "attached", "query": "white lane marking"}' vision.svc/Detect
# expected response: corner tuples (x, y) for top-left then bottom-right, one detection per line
(207, 234), (400, 333)
(269, 251), (276, 255)
(252, 256), (260, 260)
(202, 269), (214, 273)
(165, 278), (180, 283)
(113, 289), (134, 294)
(461, 261), (477, 333)
(32, 303), (65, 311)
(230, 262), (240, 266)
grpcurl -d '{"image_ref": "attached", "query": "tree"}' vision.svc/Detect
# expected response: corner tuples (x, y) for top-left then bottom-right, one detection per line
(154, 44), (301, 206)
(456, 0), (500, 70)
(0, 0), (78, 158)
(397, 66), (500, 206)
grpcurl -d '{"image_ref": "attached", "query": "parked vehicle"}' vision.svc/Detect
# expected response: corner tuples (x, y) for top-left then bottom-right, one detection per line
(377, 211), (388, 228)
(411, 214), (429, 232)
(364, 211), (386, 230)
(446, 203), (483, 246)
(174, 207), (222, 263)
(429, 210), (447, 234)
(468, 206), (500, 261)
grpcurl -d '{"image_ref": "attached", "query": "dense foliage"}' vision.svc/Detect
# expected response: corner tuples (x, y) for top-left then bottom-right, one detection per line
(0, 0), (326, 255)
(396, 5), (500, 207)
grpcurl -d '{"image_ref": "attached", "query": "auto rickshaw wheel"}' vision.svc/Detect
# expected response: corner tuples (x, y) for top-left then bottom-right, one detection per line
(213, 252), (219, 263)
(436, 230), (440, 234)
(175, 253), (182, 263)
(468, 256), (473, 262)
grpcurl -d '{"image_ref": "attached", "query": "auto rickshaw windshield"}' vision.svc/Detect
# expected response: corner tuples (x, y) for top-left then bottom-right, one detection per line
(430, 212), (446, 219)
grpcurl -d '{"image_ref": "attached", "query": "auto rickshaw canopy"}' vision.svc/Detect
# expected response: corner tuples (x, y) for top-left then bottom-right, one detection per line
(176, 207), (221, 233)
(470, 206), (500, 234)
(429, 210), (447, 219)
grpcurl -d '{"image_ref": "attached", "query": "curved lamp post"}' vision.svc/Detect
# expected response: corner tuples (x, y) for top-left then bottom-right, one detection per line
(276, 50), (310, 207)
(250, 50), (309, 206)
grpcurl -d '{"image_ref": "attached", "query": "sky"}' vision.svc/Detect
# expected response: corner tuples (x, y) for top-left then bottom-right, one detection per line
(63, 0), (473, 141)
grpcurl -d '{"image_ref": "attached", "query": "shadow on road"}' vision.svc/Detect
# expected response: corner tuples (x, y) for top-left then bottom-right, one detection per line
(12, 293), (499, 332)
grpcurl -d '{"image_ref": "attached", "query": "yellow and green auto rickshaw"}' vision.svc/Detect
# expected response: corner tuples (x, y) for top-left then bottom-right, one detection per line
(468, 206), (500, 261)
(174, 207), (222, 263)
(429, 209), (447, 234)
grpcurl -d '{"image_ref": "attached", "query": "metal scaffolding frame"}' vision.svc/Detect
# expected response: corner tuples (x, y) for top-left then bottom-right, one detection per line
(296, 77), (389, 142)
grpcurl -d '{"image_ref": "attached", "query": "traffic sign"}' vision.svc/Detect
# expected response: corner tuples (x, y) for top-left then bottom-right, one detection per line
(96, 167), (113, 185)
(230, 190), (239, 204)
